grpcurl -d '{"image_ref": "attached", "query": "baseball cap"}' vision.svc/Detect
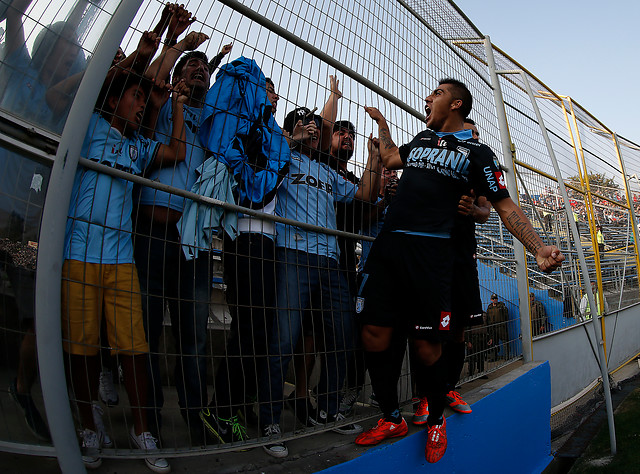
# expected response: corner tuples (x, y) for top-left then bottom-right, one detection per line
(283, 107), (322, 135)
(333, 120), (355, 135)
(491, 294), (498, 299)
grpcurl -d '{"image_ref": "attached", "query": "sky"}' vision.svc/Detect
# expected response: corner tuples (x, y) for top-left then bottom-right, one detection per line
(453, 0), (640, 144)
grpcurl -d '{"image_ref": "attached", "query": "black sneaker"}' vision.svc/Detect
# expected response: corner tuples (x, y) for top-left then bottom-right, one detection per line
(262, 423), (288, 458)
(199, 408), (248, 443)
(286, 394), (315, 427)
(331, 412), (363, 435)
(307, 407), (328, 427)
(10, 379), (51, 441)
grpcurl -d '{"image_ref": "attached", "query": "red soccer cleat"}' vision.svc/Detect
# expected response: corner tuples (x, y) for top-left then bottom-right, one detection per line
(412, 397), (429, 425)
(425, 417), (447, 463)
(445, 390), (472, 414)
(354, 417), (408, 446)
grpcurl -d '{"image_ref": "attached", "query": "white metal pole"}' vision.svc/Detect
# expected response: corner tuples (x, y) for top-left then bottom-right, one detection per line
(35, 1), (144, 472)
(517, 70), (617, 455)
(484, 36), (532, 362)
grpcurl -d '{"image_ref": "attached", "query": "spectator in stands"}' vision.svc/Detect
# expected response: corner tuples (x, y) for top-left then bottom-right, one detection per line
(258, 99), (380, 458)
(0, 0), (87, 131)
(530, 292), (550, 336)
(596, 225), (605, 252)
(580, 282), (609, 320)
(61, 31), (188, 469)
(134, 8), (231, 444)
(357, 78), (563, 463)
(487, 293), (510, 360)
(466, 313), (489, 379)
(199, 77), (284, 446)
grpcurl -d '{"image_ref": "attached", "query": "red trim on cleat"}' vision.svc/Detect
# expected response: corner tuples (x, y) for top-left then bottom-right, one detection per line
(412, 397), (429, 425)
(354, 417), (408, 446)
(446, 390), (472, 414)
(425, 417), (447, 463)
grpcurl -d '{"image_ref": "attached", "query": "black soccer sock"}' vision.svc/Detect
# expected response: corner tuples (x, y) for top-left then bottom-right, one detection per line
(422, 356), (447, 426)
(364, 349), (400, 421)
(443, 341), (466, 392)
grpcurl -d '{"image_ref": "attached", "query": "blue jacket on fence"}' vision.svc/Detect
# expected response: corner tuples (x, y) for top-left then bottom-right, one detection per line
(198, 56), (290, 209)
(178, 155), (238, 260)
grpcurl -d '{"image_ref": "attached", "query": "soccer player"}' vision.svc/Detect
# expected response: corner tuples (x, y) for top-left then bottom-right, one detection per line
(411, 117), (491, 424)
(356, 78), (564, 463)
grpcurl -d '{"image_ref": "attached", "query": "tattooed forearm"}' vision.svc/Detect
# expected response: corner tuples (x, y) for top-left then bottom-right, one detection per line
(379, 126), (396, 150)
(505, 210), (543, 254)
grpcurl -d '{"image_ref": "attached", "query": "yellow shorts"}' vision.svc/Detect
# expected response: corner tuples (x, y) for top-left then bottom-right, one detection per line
(61, 260), (149, 356)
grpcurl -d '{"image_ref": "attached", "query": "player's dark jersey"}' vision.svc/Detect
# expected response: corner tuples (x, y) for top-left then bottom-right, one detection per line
(382, 128), (509, 236)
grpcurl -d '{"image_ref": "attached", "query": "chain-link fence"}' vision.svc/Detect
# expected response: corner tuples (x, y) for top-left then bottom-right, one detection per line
(0, 0), (638, 469)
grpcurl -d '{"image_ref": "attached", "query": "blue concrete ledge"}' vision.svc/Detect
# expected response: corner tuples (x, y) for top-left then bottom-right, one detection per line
(320, 361), (552, 474)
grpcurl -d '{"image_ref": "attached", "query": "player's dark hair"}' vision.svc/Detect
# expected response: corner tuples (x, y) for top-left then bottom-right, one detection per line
(440, 78), (472, 118)
(96, 71), (152, 125)
(265, 77), (274, 87)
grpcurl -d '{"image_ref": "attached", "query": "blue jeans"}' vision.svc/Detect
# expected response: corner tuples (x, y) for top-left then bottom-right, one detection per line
(134, 218), (211, 429)
(259, 248), (355, 426)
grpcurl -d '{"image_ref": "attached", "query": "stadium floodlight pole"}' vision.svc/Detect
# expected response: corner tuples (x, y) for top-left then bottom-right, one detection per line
(483, 36), (533, 363)
(35, 1), (144, 472)
(514, 70), (617, 455)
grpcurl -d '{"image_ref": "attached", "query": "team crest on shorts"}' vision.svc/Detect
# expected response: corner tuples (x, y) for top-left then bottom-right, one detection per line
(355, 297), (365, 314)
(439, 311), (451, 330)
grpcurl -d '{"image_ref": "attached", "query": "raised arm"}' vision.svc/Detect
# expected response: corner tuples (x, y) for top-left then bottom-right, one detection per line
(145, 31), (209, 82)
(354, 134), (381, 202)
(208, 43), (233, 73)
(363, 106), (403, 170)
(152, 2), (175, 39)
(492, 196), (564, 273)
(161, 3), (196, 54)
(109, 31), (160, 79)
(152, 79), (188, 167)
(5, 0), (32, 56)
(319, 75), (341, 151)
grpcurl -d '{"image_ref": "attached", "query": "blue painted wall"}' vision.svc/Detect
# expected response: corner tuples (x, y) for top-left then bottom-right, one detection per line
(320, 362), (552, 474)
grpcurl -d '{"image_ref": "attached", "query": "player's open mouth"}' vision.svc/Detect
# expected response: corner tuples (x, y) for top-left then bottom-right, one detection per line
(135, 111), (144, 123)
(424, 105), (431, 121)
(192, 72), (205, 81)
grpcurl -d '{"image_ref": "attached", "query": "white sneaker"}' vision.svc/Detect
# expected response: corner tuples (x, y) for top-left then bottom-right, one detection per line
(129, 427), (170, 473)
(99, 369), (119, 406)
(79, 428), (101, 469)
(92, 402), (113, 448)
(262, 423), (288, 458)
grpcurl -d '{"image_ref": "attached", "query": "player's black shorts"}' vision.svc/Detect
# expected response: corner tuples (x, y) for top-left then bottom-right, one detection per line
(450, 251), (483, 331)
(356, 232), (454, 342)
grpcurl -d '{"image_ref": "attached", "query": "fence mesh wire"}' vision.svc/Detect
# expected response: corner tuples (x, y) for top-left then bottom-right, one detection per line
(0, 0), (638, 462)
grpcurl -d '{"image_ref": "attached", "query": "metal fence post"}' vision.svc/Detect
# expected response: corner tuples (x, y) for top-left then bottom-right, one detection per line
(516, 71), (617, 455)
(35, 1), (144, 472)
(483, 36), (533, 362)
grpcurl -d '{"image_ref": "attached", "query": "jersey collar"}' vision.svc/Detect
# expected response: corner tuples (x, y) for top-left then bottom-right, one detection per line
(434, 129), (473, 140)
